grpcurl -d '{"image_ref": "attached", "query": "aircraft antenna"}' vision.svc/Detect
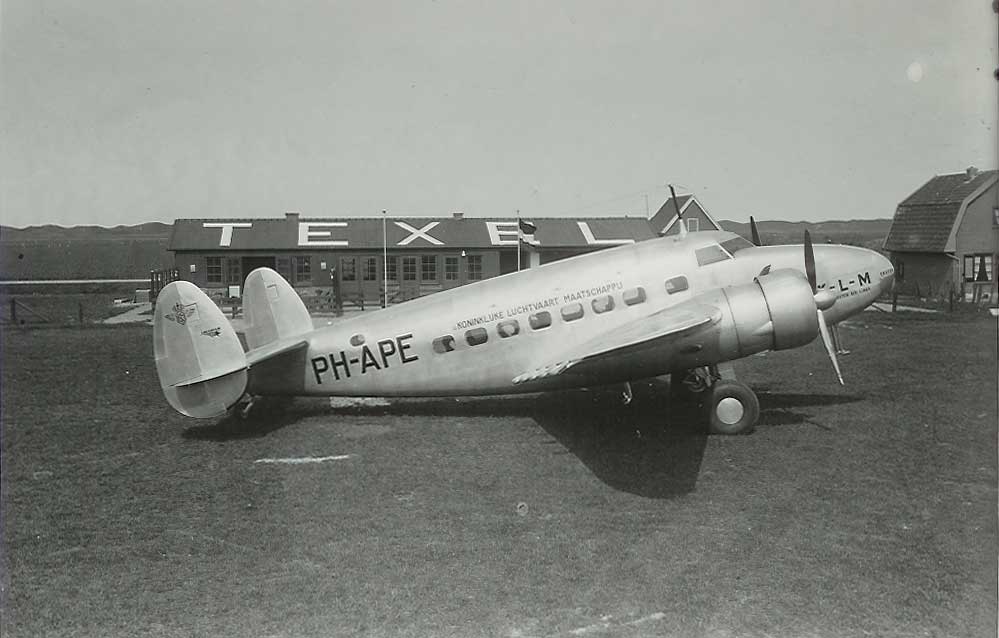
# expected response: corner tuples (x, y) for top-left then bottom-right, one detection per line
(382, 210), (388, 308)
(669, 184), (687, 238)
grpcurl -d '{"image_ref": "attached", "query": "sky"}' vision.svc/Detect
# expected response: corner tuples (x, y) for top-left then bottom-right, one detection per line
(1, 1), (996, 228)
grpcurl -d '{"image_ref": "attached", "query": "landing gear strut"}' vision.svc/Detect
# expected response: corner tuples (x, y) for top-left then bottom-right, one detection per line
(672, 365), (760, 435)
(236, 394), (257, 419)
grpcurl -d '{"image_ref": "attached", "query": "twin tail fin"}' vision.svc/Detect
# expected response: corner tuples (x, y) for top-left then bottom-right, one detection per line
(153, 268), (314, 419)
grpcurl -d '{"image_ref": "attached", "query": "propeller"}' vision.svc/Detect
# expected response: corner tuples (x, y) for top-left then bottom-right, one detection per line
(749, 216), (762, 246)
(669, 184), (687, 238)
(804, 230), (844, 385)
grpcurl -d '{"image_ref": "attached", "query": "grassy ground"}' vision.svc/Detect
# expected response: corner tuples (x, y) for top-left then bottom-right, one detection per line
(2, 313), (996, 637)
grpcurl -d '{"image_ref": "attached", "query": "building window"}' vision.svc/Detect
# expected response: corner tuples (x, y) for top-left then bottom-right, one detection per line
(444, 256), (459, 281)
(591, 295), (614, 314)
(363, 257), (377, 281)
(964, 254), (994, 282)
(433, 335), (456, 354)
(386, 257), (398, 281)
(623, 287), (646, 306)
(294, 256), (311, 284)
(497, 319), (520, 338)
(465, 327), (488, 346)
(665, 276), (689, 294)
(421, 255), (437, 281)
(529, 311), (552, 330)
(340, 257), (356, 281)
(685, 218), (699, 232)
(467, 255), (483, 280)
(206, 257), (223, 283)
(561, 302), (584, 322)
(402, 256), (417, 281)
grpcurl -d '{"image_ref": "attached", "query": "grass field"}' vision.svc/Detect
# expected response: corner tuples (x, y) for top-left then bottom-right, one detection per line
(2, 312), (996, 637)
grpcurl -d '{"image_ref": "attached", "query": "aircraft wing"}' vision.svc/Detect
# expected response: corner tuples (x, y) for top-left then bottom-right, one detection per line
(512, 302), (721, 385)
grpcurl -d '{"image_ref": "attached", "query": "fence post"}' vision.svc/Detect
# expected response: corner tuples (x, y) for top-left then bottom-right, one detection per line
(78, 301), (84, 324)
(10, 298), (16, 324)
(891, 289), (898, 313)
(949, 290), (954, 312)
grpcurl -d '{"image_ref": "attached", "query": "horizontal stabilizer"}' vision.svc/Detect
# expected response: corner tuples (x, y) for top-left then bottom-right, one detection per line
(246, 338), (310, 367)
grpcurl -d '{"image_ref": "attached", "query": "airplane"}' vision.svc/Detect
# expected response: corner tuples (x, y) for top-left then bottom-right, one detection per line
(153, 221), (894, 435)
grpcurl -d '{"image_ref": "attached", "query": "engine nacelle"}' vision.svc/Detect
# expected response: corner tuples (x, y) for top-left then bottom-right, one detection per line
(720, 268), (819, 356)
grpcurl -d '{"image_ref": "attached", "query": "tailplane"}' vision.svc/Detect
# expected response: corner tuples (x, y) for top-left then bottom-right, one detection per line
(153, 281), (247, 418)
(242, 267), (314, 349)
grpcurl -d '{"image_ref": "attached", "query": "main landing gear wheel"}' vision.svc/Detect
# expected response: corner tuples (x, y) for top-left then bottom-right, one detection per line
(707, 381), (759, 435)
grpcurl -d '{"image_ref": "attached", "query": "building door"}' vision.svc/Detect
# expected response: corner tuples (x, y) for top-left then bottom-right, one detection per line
(400, 255), (420, 300)
(241, 256), (276, 284)
(499, 249), (519, 275)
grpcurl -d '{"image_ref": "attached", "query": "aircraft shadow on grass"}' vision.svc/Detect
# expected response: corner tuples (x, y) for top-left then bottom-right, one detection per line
(180, 381), (864, 498)
(181, 397), (311, 441)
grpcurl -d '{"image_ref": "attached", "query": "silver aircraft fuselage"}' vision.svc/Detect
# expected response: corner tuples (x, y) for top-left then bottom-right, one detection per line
(247, 231), (893, 397)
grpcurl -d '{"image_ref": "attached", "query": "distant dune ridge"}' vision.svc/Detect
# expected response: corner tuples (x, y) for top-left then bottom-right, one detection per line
(0, 219), (891, 281)
(0, 223), (174, 281)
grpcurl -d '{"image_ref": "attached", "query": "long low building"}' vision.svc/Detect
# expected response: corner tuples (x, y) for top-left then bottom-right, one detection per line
(168, 195), (720, 305)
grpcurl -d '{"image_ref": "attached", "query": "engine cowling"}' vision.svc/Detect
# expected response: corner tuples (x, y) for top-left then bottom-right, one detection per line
(720, 268), (819, 356)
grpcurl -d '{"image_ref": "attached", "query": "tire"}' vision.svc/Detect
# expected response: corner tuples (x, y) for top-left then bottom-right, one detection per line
(707, 381), (759, 435)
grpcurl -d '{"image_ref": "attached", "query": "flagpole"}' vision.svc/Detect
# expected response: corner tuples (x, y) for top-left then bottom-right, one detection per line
(382, 210), (388, 308)
(516, 209), (521, 272)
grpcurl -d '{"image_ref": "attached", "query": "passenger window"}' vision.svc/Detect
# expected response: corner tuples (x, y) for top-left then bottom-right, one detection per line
(465, 328), (488, 346)
(665, 276), (689, 294)
(623, 287), (646, 306)
(497, 319), (520, 338)
(695, 244), (731, 266)
(529, 311), (552, 330)
(591, 295), (614, 314)
(349, 334), (365, 347)
(561, 302), (584, 322)
(432, 335), (456, 354)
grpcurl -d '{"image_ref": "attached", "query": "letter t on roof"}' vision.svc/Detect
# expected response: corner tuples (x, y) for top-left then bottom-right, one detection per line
(203, 222), (253, 247)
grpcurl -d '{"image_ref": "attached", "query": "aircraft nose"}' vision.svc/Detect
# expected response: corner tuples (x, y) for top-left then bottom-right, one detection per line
(874, 252), (895, 295)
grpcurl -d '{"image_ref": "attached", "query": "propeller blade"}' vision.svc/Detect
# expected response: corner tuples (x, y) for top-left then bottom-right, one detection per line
(816, 309), (844, 385)
(750, 216), (762, 246)
(803, 230), (817, 293)
(669, 184), (687, 238)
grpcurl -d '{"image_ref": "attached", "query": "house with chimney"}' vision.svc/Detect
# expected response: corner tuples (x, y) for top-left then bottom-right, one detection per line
(883, 167), (998, 302)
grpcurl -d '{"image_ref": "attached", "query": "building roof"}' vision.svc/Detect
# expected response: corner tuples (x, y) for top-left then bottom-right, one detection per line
(649, 195), (722, 235)
(884, 169), (998, 253)
(169, 215), (660, 252)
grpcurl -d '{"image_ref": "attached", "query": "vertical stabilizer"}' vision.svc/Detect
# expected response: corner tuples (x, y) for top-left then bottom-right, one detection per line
(153, 281), (248, 418)
(242, 268), (314, 350)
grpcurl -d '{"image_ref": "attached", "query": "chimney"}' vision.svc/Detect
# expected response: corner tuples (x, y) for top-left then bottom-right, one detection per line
(285, 211), (301, 223)
(966, 166), (979, 181)
(452, 211), (465, 220)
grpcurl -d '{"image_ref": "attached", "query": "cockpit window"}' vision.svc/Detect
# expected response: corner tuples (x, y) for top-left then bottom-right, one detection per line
(695, 244), (732, 266)
(720, 236), (754, 255)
